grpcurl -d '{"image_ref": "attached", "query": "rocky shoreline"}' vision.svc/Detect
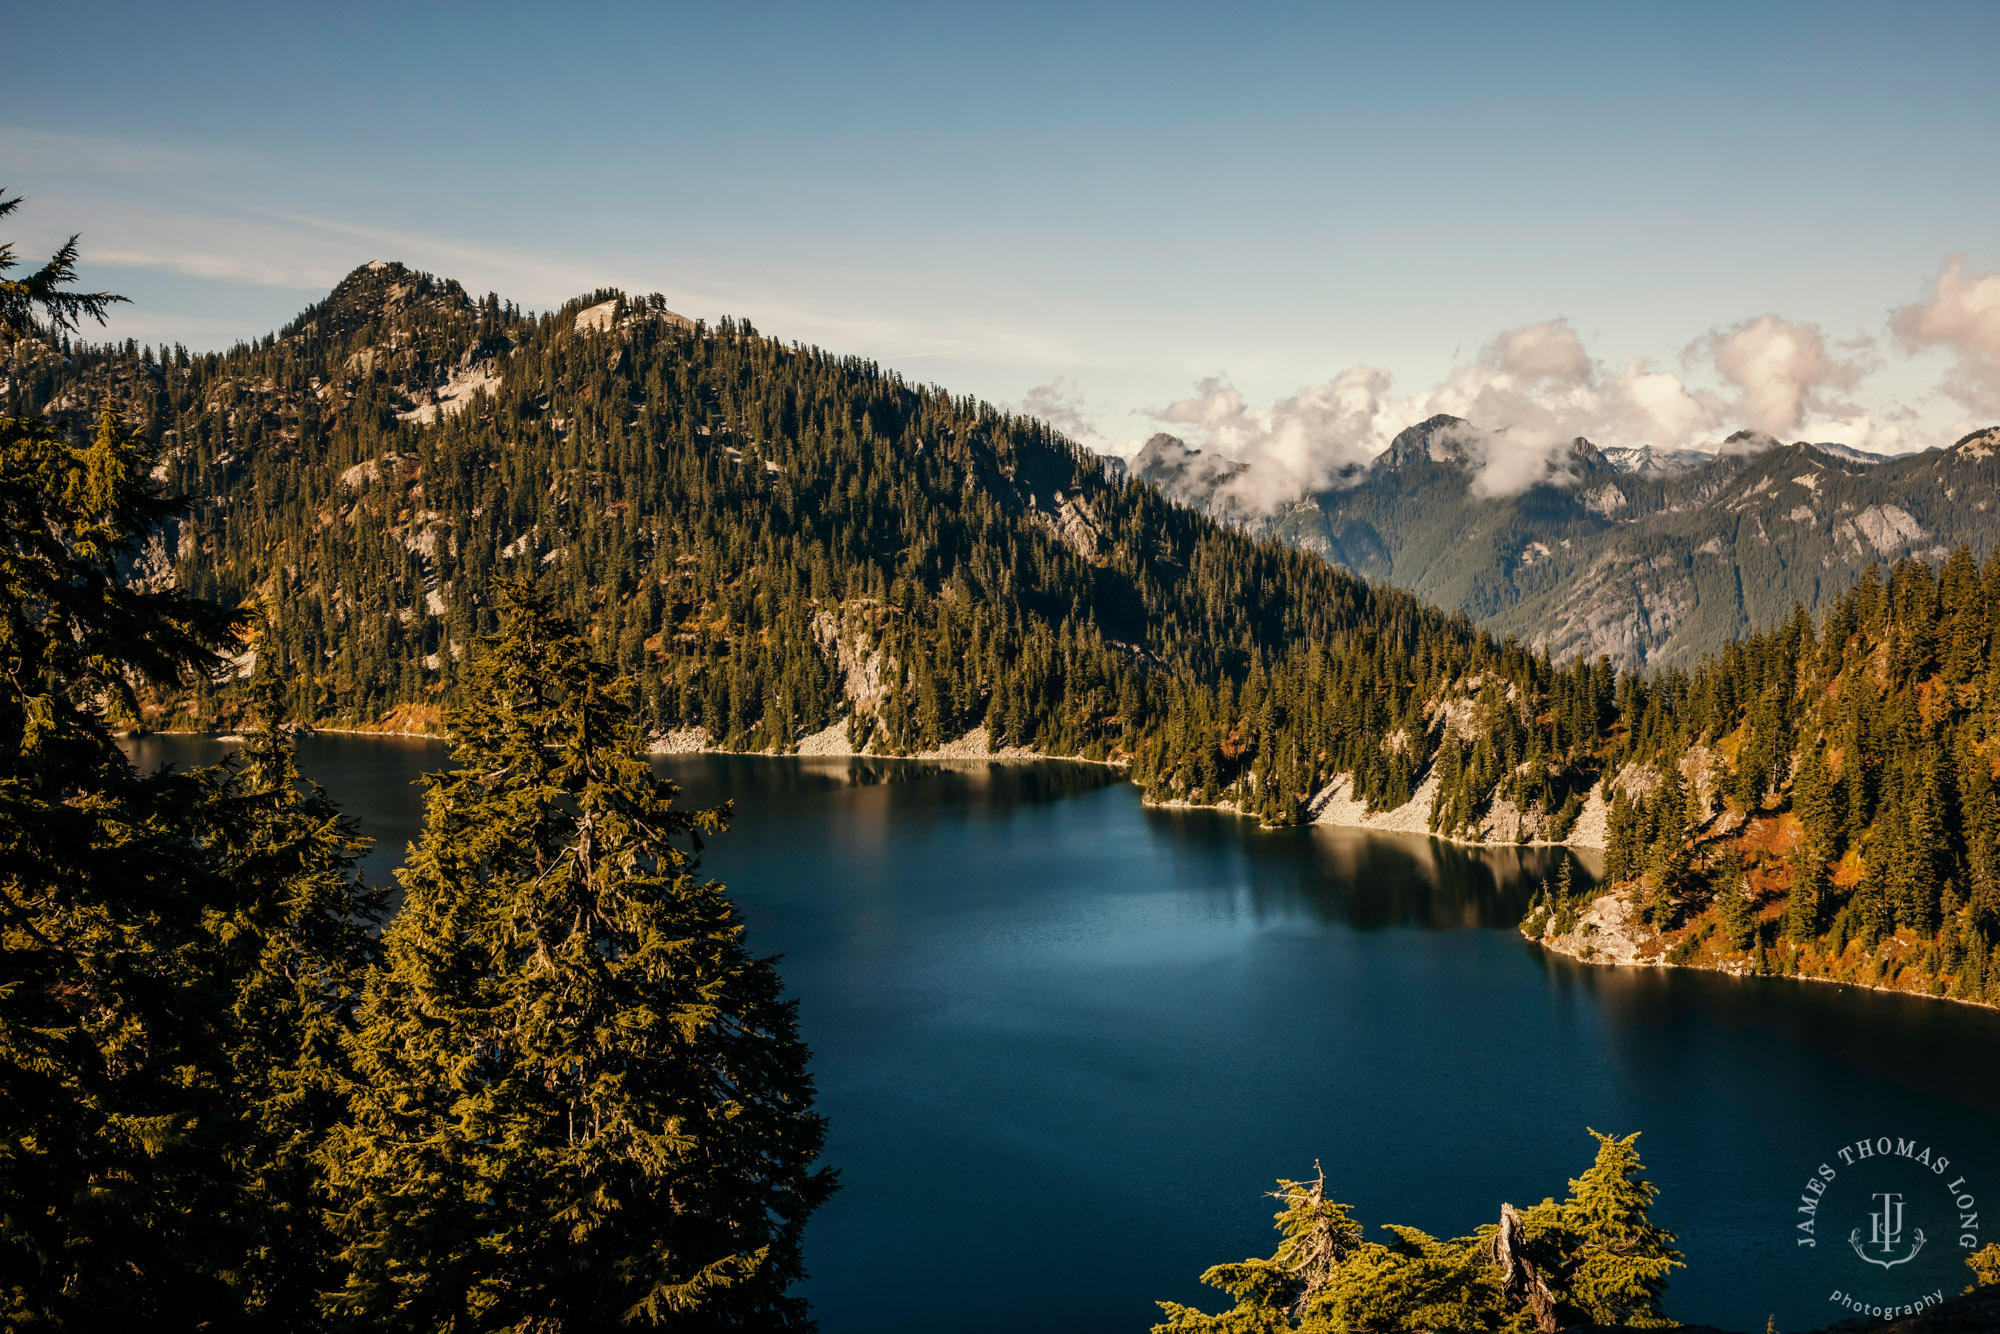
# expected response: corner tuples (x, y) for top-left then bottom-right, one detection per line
(138, 724), (444, 742)
(655, 723), (1618, 851)
(137, 721), (1618, 854)
(645, 722), (1129, 768)
(1525, 889), (2000, 1013)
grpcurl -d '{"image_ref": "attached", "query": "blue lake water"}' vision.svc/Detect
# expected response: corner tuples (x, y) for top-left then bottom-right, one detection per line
(123, 735), (2000, 1332)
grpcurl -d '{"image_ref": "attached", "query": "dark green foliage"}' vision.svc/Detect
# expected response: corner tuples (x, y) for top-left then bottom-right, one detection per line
(1785, 846), (1826, 943)
(0, 189), (128, 335)
(1716, 862), (1754, 952)
(1565, 554), (2000, 1005)
(1157, 1130), (1680, 1332)
(0, 390), (258, 1325)
(322, 583), (834, 1331)
(4, 215), (828, 1329)
(0, 204), (387, 1326)
(215, 658), (383, 1318)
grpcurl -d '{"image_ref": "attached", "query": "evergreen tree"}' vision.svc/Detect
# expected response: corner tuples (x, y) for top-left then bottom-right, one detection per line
(1785, 845), (1826, 944)
(1155, 1131), (1679, 1333)
(1717, 863), (1754, 952)
(1153, 1165), (1363, 1334)
(1792, 738), (1841, 860)
(1642, 762), (1692, 930)
(0, 200), (276, 1325)
(0, 413), (253, 1327)
(0, 189), (128, 336)
(1530, 1131), (1681, 1328)
(322, 582), (834, 1331)
(209, 651), (382, 1317)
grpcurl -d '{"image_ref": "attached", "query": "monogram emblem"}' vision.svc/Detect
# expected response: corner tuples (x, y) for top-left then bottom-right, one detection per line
(1848, 1191), (1925, 1269)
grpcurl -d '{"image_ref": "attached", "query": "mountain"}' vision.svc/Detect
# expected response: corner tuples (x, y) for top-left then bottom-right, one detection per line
(1599, 443), (1714, 476)
(22, 261), (1610, 830)
(1134, 416), (2000, 668)
(20, 260), (2000, 1010)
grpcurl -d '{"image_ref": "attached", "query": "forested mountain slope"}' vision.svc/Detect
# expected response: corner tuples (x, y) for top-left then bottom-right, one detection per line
(1135, 414), (2000, 669)
(12, 262), (1604, 828)
(1523, 550), (2000, 1009)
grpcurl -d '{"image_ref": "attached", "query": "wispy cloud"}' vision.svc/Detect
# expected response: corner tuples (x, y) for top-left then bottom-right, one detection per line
(3, 125), (1094, 370)
(1013, 377), (1097, 439)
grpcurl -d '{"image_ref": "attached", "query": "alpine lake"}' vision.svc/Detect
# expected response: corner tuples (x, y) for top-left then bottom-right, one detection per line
(123, 735), (2000, 1332)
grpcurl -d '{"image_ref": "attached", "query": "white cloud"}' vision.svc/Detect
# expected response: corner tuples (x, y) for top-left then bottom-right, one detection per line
(1148, 367), (1390, 512)
(1487, 318), (1594, 387)
(1703, 315), (1866, 438)
(1890, 253), (2000, 415)
(1605, 358), (1721, 448)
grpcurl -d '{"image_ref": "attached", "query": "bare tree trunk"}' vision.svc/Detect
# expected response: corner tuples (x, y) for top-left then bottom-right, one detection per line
(1484, 1201), (1559, 1333)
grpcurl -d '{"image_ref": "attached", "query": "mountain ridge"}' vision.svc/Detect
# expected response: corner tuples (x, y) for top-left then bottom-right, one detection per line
(1134, 414), (2000, 668)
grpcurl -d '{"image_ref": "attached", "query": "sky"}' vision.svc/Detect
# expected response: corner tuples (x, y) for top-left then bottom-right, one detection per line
(9, 0), (2000, 492)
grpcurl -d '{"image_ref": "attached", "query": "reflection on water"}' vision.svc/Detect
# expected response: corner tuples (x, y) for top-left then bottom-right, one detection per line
(116, 741), (2000, 1334)
(1167, 818), (1597, 931)
(669, 755), (1600, 932)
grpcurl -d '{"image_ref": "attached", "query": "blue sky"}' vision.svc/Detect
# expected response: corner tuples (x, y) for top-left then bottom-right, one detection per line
(10, 1), (2000, 469)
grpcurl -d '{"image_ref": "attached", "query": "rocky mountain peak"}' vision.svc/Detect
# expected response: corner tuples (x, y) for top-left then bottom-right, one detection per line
(1600, 444), (1714, 477)
(1131, 432), (1248, 509)
(1380, 414), (1473, 469)
(283, 260), (475, 346)
(1716, 429), (1780, 459)
(1564, 435), (1614, 476)
(1952, 425), (2000, 461)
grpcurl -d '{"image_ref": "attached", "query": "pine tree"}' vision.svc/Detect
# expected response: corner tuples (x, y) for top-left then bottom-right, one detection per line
(1154, 1165), (1364, 1334)
(0, 201), (271, 1323)
(1785, 845), (1827, 944)
(1718, 863), (1754, 952)
(209, 649), (382, 1317)
(0, 197), (403, 1328)
(322, 581), (835, 1331)
(1643, 762), (1692, 931)
(1533, 1130), (1682, 1328)
(1792, 739), (1841, 860)
(0, 189), (128, 336)
(1155, 1131), (1681, 1333)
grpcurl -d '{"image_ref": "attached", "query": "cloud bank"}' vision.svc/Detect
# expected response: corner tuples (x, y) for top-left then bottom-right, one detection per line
(1144, 317), (1735, 505)
(1130, 259), (1998, 510)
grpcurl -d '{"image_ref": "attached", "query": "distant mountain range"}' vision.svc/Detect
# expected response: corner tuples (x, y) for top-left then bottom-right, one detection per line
(1127, 417), (2000, 667)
